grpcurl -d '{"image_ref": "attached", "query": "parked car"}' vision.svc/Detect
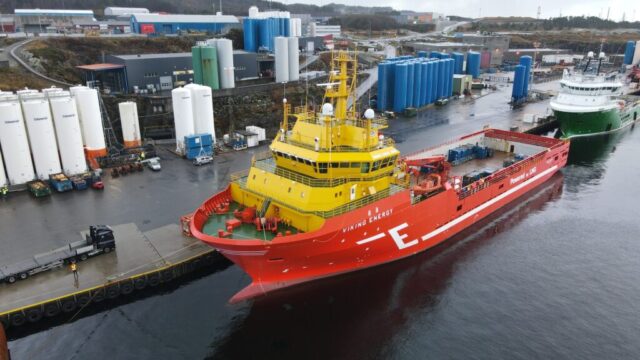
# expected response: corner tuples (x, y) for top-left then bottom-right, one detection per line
(193, 155), (214, 166)
(147, 158), (161, 171)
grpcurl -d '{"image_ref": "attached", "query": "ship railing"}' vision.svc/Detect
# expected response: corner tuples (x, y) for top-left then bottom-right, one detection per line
(251, 157), (399, 188)
(232, 178), (404, 219)
(230, 169), (250, 182)
(457, 151), (545, 200)
(294, 115), (388, 129)
(279, 136), (396, 153)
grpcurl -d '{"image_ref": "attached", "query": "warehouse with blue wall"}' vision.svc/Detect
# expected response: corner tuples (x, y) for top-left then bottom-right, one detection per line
(130, 14), (239, 35)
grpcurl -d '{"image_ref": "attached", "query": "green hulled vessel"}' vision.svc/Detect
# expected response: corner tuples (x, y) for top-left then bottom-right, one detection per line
(550, 54), (640, 138)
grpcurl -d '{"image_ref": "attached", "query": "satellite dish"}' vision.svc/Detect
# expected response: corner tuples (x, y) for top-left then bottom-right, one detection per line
(364, 109), (375, 119)
(321, 103), (334, 116)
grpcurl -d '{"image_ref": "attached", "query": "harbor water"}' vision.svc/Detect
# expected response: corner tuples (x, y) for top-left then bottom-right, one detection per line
(6, 91), (640, 359)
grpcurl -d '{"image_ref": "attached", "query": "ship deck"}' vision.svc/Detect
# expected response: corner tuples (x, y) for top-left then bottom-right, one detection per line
(448, 150), (513, 178)
(202, 203), (300, 240)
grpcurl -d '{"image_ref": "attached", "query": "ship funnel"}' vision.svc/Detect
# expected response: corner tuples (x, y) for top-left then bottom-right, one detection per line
(322, 103), (334, 116)
(599, 52), (605, 59)
(364, 108), (375, 119)
(587, 51), (594, 58)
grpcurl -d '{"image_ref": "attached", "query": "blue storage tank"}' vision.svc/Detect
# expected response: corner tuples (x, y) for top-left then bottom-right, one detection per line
(387, 62), (396, 110)
(466, 51), (480, 78)
(414, 61), (423, 107)
(519, 55), (532, 97)
(422, 62), (430, 105)
(284, 18), (291, 37)
(377, 63), (388, 111)
(420, 62), (429, 106)
(430, 51), (440, 59)
(512, 65), (525, 102)
(243, 18), (256, 52)
(440, 52), (450, 59)
(393, 63), (408, 113)
(448, 58), (455, 97)
(258, 19), (269, 50)
(406, 62), (415, 107)
(625, 41), (635, 65)
(279, 18), (285, 36)
(435, 60), (444, 99)
(426, 61), (434, 104)
(417, 51), (427, 58)
(452, 52), (464, 74)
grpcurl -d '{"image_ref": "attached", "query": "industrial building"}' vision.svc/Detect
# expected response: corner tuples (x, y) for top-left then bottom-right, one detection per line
(0, 15), (15, 32)
(104, 51), (259, 93)
(308, 23), (341, 38)
(129, 14), (239, 35)
(104, 7), (149, 17)
(503, 48), (571, 63)
(14, 9), (95, 33)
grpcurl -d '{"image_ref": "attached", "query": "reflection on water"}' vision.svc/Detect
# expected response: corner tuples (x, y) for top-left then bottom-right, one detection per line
(206, 174), (564, 360)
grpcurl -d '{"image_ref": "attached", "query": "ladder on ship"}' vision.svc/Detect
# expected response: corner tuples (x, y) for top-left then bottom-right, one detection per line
(259, 198), (272, 217)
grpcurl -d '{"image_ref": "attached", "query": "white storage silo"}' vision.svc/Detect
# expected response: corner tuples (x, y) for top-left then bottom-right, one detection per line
(288, 37), (300, 81)
(188, 84), (216, 138)
(118, 102), (141, 148)
(21, 95), (62, 180)
(49, 93), (87, 175)
(275, 37), (290, 83)
(248, 6), (259, 18)
(0, 150), (7, 188)
(171, 87), (195, 153)
(0, 98), (35, 185)
(217, 39), (235, 89)
(633, 40), (640, 65)
(72, 87), (107, 157)
(42, 86), (63, 95)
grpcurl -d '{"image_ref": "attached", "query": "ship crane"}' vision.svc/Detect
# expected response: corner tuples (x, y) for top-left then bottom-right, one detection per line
(403, 155), (451, 196)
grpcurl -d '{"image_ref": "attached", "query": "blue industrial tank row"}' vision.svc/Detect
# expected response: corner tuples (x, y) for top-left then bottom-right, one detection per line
(519, 55), (532, 98)
(417, 51), (427, 58)
(512, 65), (526, 103)
(245, 17), (288, 52)
(452, 52), (464, 74)
(378, 57), (454, 112)
(624, 41), (635, 65)
(466, 51), (480, 78)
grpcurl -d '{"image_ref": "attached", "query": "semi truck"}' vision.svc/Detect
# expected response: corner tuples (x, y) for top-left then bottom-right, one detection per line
(0, 226), (116, 284)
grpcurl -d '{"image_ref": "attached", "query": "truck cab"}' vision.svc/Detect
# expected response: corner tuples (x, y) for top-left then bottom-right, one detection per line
(88, 225), (115, 251)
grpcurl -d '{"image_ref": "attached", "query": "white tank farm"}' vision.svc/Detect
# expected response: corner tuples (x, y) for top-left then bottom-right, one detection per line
(118, 102), (141, 148)
(187, 84), (216, 138)
(217, 39), (235, 89)
(72, 87), (107, 157)
(275, 37), (289, 83)
(0, 150), (7, 188)
(288, 37), (300, 81)
(171, 87), (195, 153)
(21, 95), (62, 180)
(49, 93), (87, 175)
(0, 98), (35, 184)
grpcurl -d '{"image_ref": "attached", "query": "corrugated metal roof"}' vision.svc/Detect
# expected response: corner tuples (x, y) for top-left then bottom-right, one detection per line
(112, 53), (191, 60)
(15, 9), (94, 16)
(76, 63), (125, 71)
(131, 13), (239, 24)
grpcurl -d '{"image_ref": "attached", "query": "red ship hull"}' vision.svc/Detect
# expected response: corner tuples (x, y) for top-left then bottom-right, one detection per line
(190, 130), (570, 302)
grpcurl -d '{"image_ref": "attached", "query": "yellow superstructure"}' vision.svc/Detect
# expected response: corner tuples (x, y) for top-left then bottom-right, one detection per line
(230, 51), (402, 232)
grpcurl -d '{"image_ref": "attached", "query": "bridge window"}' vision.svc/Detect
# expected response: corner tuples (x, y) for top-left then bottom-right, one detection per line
(372, 160), (381, 171)
(361, 162), (370, 173)
(330, 162), (339, 168)
(339, 162), (350, 168)
(319, 163), (328, 174)
(350, 162), (361, 168)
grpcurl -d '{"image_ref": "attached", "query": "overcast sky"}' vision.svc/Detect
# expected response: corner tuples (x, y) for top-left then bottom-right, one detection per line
(299, 0), (637, 21)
